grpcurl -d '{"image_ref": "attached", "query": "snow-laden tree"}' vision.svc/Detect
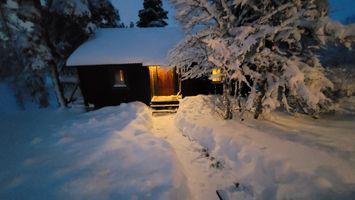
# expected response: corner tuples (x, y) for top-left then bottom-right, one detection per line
(44, 0), (122, 107)
(46, 0), (121, 58)
(169, 0), (355, 119)
(0, 0), (52, 107)
(137, 0), (168, 27)
(88, 0), (122, 28)
(0, 0), (122, 108)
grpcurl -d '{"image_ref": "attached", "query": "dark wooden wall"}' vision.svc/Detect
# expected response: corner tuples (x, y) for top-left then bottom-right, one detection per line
(74, 64), (223, 108)
(76, 64), (151, 108)
(181, 77), (223, 97)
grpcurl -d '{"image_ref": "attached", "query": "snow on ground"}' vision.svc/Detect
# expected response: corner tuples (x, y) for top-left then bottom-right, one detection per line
(175, 95), (355, 199)
(0, 83), (19, 113)
(1, 95), (355, 199)
(0, 102), (187, 199)
(335, 96), (355, 115)
(152, 114), (230, 200)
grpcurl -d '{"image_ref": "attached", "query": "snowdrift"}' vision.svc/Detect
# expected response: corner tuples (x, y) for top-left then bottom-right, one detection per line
(0, 102), (187, 199)
(175, 95), (355, 199)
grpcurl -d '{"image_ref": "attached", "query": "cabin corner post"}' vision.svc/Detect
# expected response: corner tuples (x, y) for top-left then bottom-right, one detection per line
(177, 67), (182, 96)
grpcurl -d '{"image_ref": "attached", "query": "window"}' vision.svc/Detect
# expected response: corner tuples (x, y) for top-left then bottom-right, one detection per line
(113, 69), (126, 87)
(211, 67), (222, 83)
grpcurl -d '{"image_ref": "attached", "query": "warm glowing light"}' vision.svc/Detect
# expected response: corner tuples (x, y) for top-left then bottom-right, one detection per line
(119, 69), (124, 81)
(113, 69), (126, 87)
(148, 65), (160, 69)
(212, 67), (222, 83)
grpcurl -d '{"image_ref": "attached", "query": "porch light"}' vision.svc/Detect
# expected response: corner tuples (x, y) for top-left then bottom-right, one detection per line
(211, 67), (222, 83)
(148, 65), (160, 69)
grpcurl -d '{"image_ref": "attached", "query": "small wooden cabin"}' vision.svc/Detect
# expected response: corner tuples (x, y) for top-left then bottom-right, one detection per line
(67, 28), (220, 108)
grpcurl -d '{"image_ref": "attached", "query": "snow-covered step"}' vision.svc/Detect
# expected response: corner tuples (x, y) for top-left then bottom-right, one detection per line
(151, 103), (179, 114)
(150, 95), (180, 114)
(151, 104), (179, 108)
(152, 109), (178, 114)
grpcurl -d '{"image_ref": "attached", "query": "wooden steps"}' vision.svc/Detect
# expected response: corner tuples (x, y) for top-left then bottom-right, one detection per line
(150, 95), (181, 114)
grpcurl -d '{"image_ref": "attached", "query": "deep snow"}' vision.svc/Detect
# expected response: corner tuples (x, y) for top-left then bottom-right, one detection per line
(0, 102), (187, 199)
(1, 95), (355, 199)
(175, 95), (355, 199)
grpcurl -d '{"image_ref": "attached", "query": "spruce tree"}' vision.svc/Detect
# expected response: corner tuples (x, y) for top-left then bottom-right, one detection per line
(137, 0), (168, 27)
(130, 21), (135, 28)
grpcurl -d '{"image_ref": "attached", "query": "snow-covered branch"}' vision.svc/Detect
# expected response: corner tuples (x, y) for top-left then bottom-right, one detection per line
(169, 0), (355, 118)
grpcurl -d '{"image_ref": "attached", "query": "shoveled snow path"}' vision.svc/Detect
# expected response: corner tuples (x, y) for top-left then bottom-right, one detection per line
(151, 114), (236, 200)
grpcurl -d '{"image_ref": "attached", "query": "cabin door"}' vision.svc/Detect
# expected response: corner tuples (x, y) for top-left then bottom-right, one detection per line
(149, 66), (176, 96)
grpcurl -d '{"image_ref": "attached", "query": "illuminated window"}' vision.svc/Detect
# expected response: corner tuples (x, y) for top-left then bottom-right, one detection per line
(113, 69), (126, 87)
(211, 67), (222, 83)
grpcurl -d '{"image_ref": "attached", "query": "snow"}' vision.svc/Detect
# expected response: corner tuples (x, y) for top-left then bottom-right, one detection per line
(169, 0), (355, 118)
(0, 102), (188, 199)
(335, 96), (355, 114)
(5, 0), (19, 9)
(175, 95), (355, 199)
(0, 84), (20, 113)
(8, 13), (34, 33)
(66, 27), (184, 67)
(50, 0), (91, 17)
(1, 95), (355, 199)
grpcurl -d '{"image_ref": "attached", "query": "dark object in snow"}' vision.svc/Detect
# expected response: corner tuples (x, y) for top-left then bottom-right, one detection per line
(211, 160), (224, 169)
(217, 182), (254, 200)
(216, 189), (227, 200)
(234, 182), (240, 188)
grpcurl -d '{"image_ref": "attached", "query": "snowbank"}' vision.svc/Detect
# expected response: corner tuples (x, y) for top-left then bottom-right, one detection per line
(0, 83), (20, 113)
(335, 96), (355, 114)
(175, 95), (355, 199)
(0, 102), (187, 199)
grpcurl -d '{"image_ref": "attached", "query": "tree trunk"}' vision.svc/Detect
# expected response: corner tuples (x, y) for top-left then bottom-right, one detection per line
(234, 81), (242, 112)
(223, 79), (232, 120)
(50, 62), (66, 108)
(37, 2), (67, 108)
(254, 80), (266, 119)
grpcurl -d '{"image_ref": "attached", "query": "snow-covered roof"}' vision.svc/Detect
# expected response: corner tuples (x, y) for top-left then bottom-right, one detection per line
(66, 27), (184, 67)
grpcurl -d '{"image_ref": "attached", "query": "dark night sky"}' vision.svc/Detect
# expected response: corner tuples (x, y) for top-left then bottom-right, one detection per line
(112, 0), (355, 26)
